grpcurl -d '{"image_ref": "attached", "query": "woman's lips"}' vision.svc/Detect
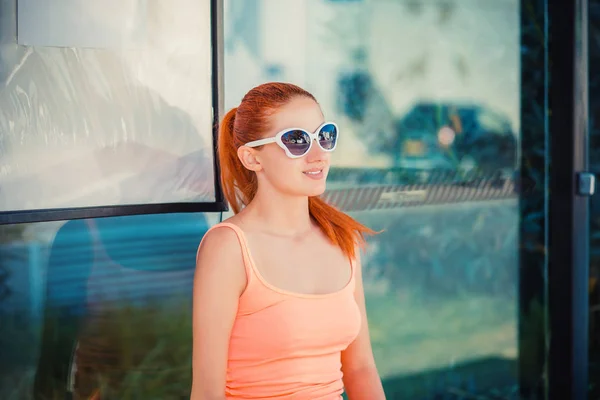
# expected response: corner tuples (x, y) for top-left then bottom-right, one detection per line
(303, 168), (325, 180)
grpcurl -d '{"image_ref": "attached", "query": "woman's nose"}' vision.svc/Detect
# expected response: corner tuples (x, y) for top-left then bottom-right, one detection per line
(306, 138), (328, 162)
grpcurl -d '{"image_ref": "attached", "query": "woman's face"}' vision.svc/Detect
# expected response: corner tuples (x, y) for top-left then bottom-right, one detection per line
(242, 96), (332, 198)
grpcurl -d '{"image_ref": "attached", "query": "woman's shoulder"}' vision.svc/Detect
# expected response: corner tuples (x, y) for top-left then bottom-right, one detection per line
(198, 219), (244, 254)
(195, 220), (248, 294)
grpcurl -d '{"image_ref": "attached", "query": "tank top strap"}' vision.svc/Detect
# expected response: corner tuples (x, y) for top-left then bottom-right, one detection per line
(349, 255), (357, 290)
(198, 222), (254, 286)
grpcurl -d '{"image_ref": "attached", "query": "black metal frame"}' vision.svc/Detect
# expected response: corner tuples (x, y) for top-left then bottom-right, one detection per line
(547, 0), (590, 399)
(518, 0), (550, 397)
(0, 0), (228, 226)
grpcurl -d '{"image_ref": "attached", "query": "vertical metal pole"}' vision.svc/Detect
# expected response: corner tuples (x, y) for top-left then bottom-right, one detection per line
(548, 0), (590, 398)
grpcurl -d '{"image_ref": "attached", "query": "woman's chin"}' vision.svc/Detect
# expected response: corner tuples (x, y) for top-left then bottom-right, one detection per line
(304, 182), (327, 197)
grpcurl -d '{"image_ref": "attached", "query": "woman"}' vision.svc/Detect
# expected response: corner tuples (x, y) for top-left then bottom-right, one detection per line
(191, 82), (386, 400)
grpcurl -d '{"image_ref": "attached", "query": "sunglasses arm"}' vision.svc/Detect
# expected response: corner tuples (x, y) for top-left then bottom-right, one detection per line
(244, 137), (276, 148)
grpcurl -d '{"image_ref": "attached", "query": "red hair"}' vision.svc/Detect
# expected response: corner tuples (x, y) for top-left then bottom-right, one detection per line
(218, 82), (376, 260)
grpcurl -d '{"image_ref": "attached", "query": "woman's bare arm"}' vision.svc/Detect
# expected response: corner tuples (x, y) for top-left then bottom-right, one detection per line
(190, 228), (247, 400)
(341, 251), (386, 400)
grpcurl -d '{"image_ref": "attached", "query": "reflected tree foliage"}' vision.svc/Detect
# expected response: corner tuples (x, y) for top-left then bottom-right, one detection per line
(518, 0), (548, 399)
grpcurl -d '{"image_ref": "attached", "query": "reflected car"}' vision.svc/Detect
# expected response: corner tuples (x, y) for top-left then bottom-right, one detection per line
(395, 103), (518, 173)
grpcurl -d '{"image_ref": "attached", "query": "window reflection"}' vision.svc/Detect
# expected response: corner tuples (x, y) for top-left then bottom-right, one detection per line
(0, 0), (535, 398)
(0, 213), (215, 399)
(0, 0), (216, 214)
(393, 103), (517, 171)
(225, 0), (521, 398)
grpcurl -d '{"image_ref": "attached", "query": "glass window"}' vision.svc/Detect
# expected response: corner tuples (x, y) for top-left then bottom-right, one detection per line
(0, 213), (219, 399)
(0, 0), (552, 399)
(224, 0), (536, 398)
(1, 2), (221, 393)
(0, 0), (217, 217)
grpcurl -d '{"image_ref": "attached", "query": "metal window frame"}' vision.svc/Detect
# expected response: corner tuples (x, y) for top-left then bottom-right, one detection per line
(0, 0), (228, 226)
(518, 0), (550, 397)
(547, 0), (590, 398)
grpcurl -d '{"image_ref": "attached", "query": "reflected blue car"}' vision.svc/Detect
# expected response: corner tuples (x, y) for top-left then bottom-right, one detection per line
(395, 103), (517, 173)
(395, 129), (456, 170)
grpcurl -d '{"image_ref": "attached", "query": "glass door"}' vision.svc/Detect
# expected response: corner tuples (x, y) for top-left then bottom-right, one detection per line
(223, 0), (550, 398)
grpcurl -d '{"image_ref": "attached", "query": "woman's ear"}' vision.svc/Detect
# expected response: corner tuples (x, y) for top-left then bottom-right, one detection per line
(237, 146), (263, 172)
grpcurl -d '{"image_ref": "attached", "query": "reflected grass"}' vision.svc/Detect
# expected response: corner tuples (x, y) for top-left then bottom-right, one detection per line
(365, 289), (517, 379)
(73, 299), (193, 400)
(2, 289), (517, 399)
(2, 298), (193, 400)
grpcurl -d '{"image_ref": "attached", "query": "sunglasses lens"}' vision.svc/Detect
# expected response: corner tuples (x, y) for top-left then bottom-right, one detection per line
(280, 130), (311, 156)
(318, 123), (338, 150)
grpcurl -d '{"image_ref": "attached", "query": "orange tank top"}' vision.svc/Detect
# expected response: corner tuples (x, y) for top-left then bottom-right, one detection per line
(199, 222), (362, 400)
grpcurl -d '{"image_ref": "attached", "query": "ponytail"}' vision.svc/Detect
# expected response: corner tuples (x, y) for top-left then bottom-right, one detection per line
(309, 196), (376, 261)
(217, 107), (257, 214)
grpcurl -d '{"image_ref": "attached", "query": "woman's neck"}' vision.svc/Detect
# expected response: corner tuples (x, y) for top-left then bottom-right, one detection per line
(242, 188), (313, 237)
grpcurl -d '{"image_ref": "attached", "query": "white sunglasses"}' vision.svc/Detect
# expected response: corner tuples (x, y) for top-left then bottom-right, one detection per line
(244, 122), (339, 159)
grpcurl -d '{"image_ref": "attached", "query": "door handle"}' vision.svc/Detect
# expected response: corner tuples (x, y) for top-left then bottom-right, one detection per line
(577, 172), (596, 196)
